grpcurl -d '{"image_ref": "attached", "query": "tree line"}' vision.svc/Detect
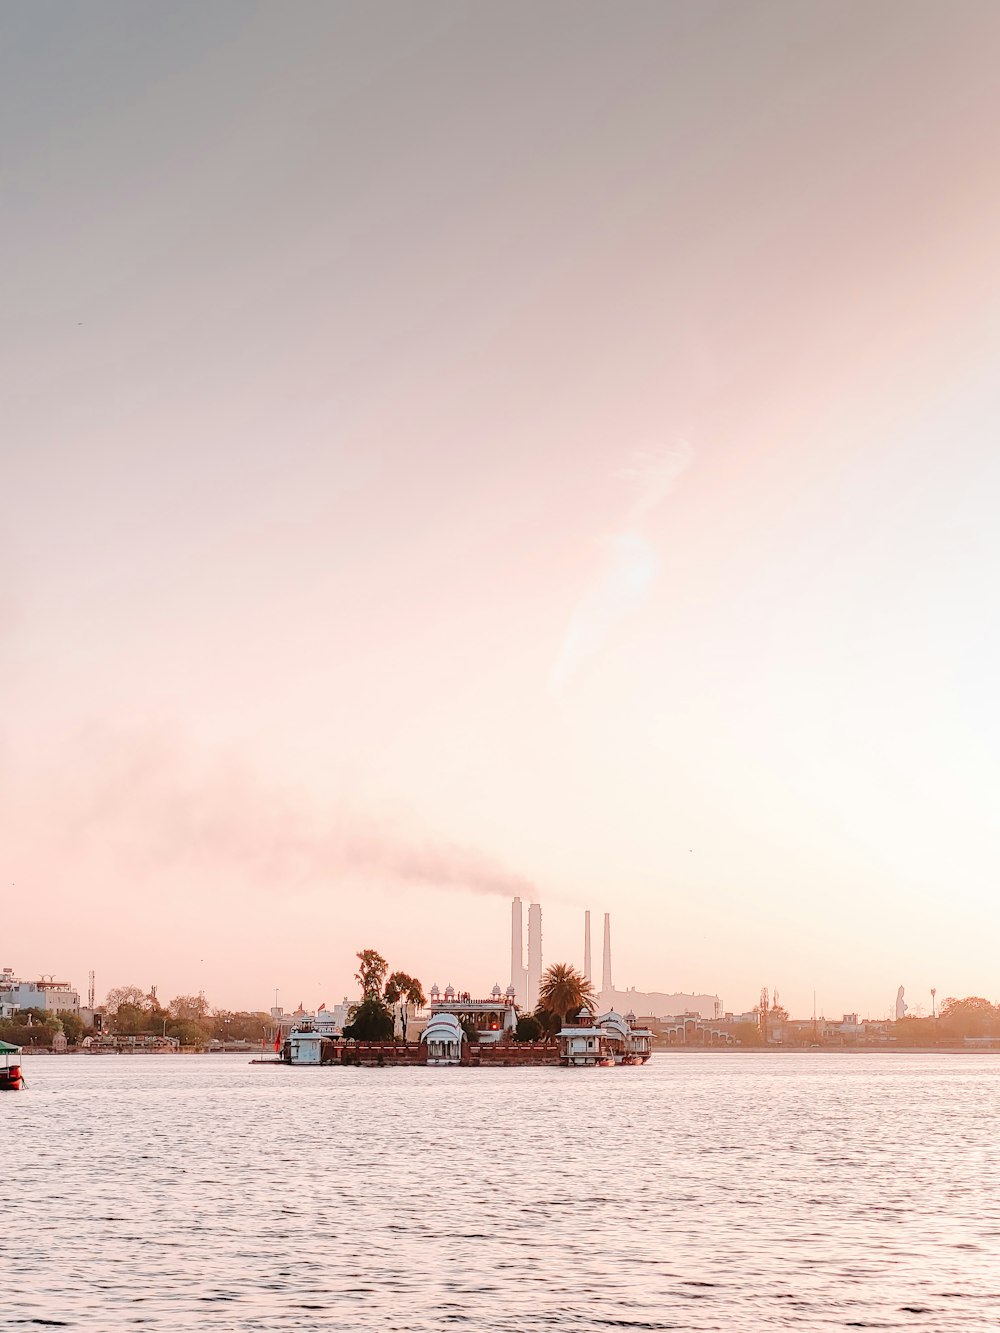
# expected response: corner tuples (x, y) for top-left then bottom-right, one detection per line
(895, 996), (1000, 1045)
(0, 987), (274, 1048)
(101, 986), (273, 1045)
(0, 1008), (85, 1048)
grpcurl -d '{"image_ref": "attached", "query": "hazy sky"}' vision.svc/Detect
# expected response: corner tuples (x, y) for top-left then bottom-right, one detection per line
(4, 1), (1000, 1018)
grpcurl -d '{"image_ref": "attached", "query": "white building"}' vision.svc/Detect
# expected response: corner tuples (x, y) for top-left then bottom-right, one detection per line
(288, 1007), (342, 1064)
(426, 983), (517, 1042)
(0, 972), (80, 1015)
(557, 1010), (653, 1066)
(422, 1012), (465, 1065)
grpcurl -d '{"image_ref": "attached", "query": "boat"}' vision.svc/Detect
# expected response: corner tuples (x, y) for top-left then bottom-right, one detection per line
(1, 1040), (22, 1091)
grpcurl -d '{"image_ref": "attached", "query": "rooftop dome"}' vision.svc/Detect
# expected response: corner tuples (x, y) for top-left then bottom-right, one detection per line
(597, 1010), (630, 1038)
(422, 1011), (464, 1043)
(491, 983), (502, 999)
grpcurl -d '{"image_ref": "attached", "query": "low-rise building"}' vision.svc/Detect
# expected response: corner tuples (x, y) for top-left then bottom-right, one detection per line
(557, 1010), (653, 1065)
(0, 971), (80, 1015)
(658, 1012), (741, 1045)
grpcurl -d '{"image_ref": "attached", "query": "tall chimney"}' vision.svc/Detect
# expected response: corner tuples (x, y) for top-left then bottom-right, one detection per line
(583, 911), (592, 984)
(511, 897), (524, 1006)
(602, 912), (613, 1004)
(527, 902), (542, 1010)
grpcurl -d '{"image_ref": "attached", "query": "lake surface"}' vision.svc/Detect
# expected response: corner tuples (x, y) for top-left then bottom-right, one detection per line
(3, 1052), (1000, 1330)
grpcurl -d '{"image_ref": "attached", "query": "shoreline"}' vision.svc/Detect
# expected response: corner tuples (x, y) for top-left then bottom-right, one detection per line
(18, 1044), (1000, 1058)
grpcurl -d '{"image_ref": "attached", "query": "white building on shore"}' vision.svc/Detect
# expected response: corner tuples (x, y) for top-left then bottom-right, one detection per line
(0, 970), (80, 1016)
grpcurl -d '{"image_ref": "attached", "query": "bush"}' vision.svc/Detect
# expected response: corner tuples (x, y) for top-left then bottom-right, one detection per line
(515, 1014), (543, 1042)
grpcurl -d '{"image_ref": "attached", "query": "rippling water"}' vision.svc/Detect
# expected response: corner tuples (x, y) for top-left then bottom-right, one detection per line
(4, 1052), (1000, 1330)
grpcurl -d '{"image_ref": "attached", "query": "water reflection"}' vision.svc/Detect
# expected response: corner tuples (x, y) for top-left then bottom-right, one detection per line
(4, 1053), (1000, 1329)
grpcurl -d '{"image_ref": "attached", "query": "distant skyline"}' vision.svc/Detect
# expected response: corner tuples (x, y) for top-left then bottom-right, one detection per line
(4, 2), (1000, 1016)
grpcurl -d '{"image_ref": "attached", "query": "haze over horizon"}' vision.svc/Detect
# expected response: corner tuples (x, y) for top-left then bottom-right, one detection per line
(4, 1), (1000, 1019)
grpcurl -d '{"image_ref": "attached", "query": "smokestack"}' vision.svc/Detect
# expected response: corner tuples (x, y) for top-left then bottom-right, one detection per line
(527, 902), (542, 1010)
(511, 897), (524, 1007)
(583, 911), (592, 984)
(602, 912), (612, 1004)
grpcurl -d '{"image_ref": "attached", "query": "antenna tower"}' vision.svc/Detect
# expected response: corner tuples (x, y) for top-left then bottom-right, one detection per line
(759, 986), (769, 1043)
(88, 970), (95, 1009)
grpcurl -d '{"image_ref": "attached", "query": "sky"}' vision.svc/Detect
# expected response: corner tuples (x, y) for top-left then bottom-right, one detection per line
(3, 1), (1000, 1019)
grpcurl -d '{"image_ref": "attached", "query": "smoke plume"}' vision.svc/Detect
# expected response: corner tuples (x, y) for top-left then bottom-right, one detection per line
(7, 729), (535, 902)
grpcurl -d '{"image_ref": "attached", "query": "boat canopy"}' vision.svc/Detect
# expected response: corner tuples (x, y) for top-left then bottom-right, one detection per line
(0, 1041), (21, 1053)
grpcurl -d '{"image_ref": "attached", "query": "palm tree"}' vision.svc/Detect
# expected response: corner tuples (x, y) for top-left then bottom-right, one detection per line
(536, 963), (595, 1031)
(384, 972), (427, 1042)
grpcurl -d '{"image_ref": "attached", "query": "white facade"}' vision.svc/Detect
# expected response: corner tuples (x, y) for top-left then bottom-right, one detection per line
(427, 985), (517, 1042)
(0, 975), (80, 1015)
(289, 1031), (326, 1064)
(288, 1008), (341, 1064)
(422, 1012), (464, 1065)
(558, 1010), (653, 1067)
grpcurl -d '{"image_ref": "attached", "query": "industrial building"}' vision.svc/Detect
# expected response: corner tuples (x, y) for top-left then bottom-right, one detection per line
(510, 895), (543, 1009)
(507, 899), (719, 1021)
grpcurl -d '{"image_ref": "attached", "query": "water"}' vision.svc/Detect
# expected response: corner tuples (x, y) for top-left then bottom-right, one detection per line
(3, 1052), (1000, 1330)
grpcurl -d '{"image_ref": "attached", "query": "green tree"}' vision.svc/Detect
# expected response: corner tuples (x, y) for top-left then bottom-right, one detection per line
(514, 1013), (543, 1042)
(343, 998), (393, 1041)
(168, 1019), (208, 1047)
(532, 1007), (562, 1037)
(536, 963), (595, 1028)
(384, 972), (426, 1042)
(59, 1012), (85, 1044)
(114, 1003), (151, 1036)
(355, 950), (389, 1002)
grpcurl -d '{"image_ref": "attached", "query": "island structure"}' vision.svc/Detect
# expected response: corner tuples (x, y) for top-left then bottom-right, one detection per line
(274, 990), (652, 1068)
(556, 1009), (653, 1066)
